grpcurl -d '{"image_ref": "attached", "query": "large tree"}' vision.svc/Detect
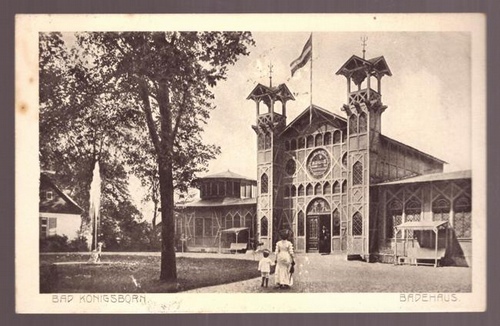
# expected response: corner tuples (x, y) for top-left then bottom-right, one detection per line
(41, 32), (254, 280)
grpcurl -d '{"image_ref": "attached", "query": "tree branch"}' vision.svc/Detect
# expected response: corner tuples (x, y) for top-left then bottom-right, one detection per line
(172, 86), (190, 141)
(138, 78), (161, 156)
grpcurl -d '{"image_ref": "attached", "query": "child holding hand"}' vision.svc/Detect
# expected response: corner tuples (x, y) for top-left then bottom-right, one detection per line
(258, 249), (274, 287)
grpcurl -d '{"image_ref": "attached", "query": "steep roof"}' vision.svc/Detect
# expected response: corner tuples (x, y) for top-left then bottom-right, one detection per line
(40, 173), (84, 215)
(374, 170), (471, 186)
(281, 104), (347, 137)
(380, 135), (447, 165)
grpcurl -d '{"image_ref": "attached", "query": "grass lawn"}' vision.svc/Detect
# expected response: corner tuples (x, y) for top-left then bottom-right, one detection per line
(40, 254), (260, 293)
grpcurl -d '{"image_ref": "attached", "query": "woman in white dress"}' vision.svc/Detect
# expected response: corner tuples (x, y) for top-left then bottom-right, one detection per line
(274, 230), (295, 289)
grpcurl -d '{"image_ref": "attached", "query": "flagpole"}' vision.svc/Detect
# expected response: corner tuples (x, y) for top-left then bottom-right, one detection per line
(309, 33), (313, 124)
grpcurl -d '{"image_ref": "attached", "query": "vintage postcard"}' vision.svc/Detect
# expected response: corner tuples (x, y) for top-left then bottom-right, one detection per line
(15, 14), (486, 313)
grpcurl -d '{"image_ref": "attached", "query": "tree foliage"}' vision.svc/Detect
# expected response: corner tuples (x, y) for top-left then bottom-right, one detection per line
(39, 31), (254, 280)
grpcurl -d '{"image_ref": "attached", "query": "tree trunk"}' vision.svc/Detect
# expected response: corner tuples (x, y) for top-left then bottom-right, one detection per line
(159, 153), (177, 280)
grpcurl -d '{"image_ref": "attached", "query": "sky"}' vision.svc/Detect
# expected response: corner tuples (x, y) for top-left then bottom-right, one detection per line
(202, 32), (472, 180)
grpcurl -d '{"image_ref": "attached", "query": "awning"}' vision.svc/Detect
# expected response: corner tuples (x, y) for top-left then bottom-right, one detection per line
(396, 220), (448, 231)
(220, 227), (249, 233)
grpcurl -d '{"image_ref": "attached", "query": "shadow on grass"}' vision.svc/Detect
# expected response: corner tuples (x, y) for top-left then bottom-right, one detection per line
(40, 254), (260, 293)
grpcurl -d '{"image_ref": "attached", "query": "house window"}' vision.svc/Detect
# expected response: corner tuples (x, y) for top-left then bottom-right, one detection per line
(204, 219), (212, 236)
(353, 161), (363, 185)
(195, 218), (204, 237)
(386, 200), (403, 238)
(342, 153), (348, 167)
(297, 211), (305, 237)
(291, 185), (296, 197)
(298, 185), (304, 196)
(261, 173), (268, 194)
(433, 197), (451, 221)
(454, 196), (471, 239)
(46, 191), (53, 200)
(260, 217), (268, 236)
(40, 217), (48, 238)
(332, 209), (340, 236)
(285, 140), (290, 151)
(341, 180), (347, 193)
(352, 212), (363, 236)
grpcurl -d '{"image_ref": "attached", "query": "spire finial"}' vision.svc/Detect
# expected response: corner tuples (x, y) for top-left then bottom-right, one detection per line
(361, 36), (368, 59)
(268, 63), (273, 87)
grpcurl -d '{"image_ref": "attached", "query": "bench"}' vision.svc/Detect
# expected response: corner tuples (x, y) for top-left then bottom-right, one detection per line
(398, 248), (446, 267)
(229, 242), (247, 254)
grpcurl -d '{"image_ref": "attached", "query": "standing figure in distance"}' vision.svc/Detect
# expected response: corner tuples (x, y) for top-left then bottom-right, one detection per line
(320, 225), (330, 254)
(274, 229), (295, 289)
(258, 249), (274, 287)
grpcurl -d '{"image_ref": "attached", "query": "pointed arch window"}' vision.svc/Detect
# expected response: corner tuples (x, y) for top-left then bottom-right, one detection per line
(260, 173), (268, 194)
(454, 196), (471, 239)
(323, 182), (331, 195)
(233, 214), (241, 228)
(225, 215), (233, 229)
(432, 197), (451, 221)
(291, 185), (296, 197)
(386, 200), (403, 238)
(349, 114), (358, 134)
(359, 113), (367, 133)
(341, 180), (347, 193)
(245, 213), (254, 238)
(315, 134), (323, 147)
(297, 211), (305, 237)
(260, 217), (268, 236)
(324, 132), (332, 145)
(298, 184), (304, 196)
(314, 183), (322, 195)
(352, 212), (363, 236)
(306, 183), (314, 196)
(405, 199), (421, 238)
(342, 153), (348, 167)
(332, 209), (341, 236)
(353, 161), (363, 185)
(332, 181), (340, 194)
(285, 140), (290, 151)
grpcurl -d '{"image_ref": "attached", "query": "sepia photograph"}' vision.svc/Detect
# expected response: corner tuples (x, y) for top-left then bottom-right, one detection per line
(15, 14), (486, 313)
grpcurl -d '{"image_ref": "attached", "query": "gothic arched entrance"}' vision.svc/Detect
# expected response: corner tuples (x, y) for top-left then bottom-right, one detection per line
(306, 198), (331, 253)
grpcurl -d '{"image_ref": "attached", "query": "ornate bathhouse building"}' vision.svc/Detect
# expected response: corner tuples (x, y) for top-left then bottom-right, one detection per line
(177, 52), (472, 266)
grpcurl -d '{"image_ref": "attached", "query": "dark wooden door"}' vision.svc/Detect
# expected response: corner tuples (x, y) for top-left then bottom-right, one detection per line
(306, 215), (319, 252)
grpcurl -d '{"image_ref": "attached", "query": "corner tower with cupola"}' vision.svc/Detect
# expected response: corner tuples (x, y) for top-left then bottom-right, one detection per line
(335, 53), (392, 260)
(247, 81), (295, 250)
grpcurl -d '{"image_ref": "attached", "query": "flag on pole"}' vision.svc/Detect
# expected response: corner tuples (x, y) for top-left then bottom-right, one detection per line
(290, 34), (312, 77)
(88, 161), (101, 251)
